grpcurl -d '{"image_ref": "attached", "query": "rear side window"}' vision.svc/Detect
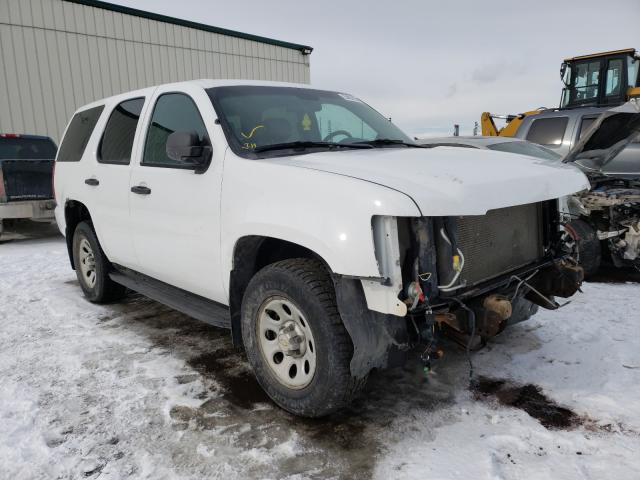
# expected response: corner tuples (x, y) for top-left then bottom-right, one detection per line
(526, 117), (568, 146)
(98, 98), (145, 165)
(0, 136), (57, 160)
(57, 105), (104, 162)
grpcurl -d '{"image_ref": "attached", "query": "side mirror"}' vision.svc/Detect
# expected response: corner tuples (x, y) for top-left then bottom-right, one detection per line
(166, 131), (212, 173)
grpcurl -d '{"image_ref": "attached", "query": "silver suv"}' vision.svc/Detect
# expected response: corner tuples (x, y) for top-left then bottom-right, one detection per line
(516, 105), (640, 275)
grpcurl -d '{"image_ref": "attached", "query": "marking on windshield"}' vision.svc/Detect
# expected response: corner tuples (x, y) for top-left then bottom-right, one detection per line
(302, 113), (312, 131)
(241, 125), (264, 139)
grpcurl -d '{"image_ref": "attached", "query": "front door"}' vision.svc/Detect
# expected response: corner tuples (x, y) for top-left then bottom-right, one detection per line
(128, 85), (226, 303)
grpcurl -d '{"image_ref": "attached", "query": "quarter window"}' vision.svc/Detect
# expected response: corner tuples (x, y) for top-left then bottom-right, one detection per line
(57, 105), (104, 162)
(578, 117), (598, 141)
(143, 93), (208, 167)
(98, 98), (145, 165)
(526, 117), (568, 146)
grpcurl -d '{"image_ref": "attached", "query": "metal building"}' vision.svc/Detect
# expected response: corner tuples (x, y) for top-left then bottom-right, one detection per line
(0, 0), (312, 141)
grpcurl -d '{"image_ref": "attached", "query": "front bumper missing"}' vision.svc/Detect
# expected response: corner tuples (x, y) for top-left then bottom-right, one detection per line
(435, 259), (583, 346)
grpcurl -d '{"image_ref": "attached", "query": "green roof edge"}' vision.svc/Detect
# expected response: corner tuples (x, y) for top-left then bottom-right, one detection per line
(63, 0), (313, 54)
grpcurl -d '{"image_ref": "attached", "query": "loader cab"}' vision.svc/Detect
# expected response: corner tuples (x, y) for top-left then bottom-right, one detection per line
(560, 49), (639, 109)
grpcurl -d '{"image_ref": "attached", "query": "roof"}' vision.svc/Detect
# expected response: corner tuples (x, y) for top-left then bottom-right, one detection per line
(73, 79), (319, 112)
(564, 49), (636, 62)
(63, 0), (313, 54)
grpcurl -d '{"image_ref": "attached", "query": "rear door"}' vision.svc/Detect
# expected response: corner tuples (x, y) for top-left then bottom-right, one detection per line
(88, 97), (150, 268)
(128, 84), (226, 303)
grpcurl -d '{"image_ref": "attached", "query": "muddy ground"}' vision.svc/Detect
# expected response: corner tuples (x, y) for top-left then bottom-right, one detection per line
(1, 221), (639, 479)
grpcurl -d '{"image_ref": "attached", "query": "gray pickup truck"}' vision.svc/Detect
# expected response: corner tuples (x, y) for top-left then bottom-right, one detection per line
(0, 134), (57, 237)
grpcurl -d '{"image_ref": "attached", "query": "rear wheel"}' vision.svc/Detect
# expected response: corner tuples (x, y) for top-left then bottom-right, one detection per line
(241, 258), (365, 417)
(72, 221), (126, 303)
(562, 219), (601, 278)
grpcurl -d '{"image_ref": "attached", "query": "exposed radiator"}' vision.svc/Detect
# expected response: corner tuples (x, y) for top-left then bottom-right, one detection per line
(455, 202), (543, 286)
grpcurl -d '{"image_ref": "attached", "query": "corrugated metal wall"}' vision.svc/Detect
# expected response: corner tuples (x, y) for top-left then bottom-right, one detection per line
(0, 0), (311, 141)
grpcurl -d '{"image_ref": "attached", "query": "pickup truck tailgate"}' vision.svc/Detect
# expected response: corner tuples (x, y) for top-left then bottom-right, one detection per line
(0, 159), (54, 202)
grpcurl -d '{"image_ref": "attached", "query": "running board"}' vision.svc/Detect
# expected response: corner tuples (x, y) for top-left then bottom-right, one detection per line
(109, 267), (231, 329)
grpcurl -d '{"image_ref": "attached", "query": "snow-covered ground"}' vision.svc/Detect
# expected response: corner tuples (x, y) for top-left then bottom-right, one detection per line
(1, 226), (639, 480)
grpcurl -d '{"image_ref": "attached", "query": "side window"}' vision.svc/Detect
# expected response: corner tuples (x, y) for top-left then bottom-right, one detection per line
(526, 117), (568, 147)
(98, 98), (145, 165)
(143, 93), (208, 167)
(605, 59), (623, 98)
(57, 105), (104, 162)
(315, 104), (377, 141)
(578, 117), (598, 141)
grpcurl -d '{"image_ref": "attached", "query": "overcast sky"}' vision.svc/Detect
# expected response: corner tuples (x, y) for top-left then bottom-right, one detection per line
(112, 0), (638, 136)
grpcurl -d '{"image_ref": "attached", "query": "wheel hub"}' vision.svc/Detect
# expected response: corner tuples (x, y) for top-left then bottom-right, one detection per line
(277, 320), (307, 357)
(256, 296), (317, 390)
(78, 237), (97, 288)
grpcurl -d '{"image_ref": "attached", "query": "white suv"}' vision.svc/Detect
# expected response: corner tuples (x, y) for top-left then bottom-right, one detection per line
(54, 80), (589, 417)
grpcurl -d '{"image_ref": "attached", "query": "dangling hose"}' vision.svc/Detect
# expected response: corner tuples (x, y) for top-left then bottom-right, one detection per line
(437, 228), (465, 292)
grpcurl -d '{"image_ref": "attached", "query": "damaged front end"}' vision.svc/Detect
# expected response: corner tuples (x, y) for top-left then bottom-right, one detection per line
(400, 202), (583, 359)
(334, 200), (584, 379)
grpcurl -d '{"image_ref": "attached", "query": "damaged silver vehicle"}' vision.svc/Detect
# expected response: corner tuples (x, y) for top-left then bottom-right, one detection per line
(516, 101), (640, 276)
(562, 102), (640, 275)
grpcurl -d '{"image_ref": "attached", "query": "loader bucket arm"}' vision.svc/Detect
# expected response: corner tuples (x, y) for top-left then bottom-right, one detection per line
(480, 112), (500, 136)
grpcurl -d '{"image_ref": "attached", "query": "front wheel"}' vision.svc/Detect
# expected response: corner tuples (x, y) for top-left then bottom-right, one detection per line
(561, 219), (601, 278)
(72, 221), (126, 303)
(241, 259), (365, 417)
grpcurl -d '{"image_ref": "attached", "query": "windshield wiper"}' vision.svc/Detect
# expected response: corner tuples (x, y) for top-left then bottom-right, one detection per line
(253, 141), (373, 153)
(352, 139), (426, 148)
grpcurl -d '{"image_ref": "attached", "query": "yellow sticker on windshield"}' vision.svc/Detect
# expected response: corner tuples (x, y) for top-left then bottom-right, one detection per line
(241, 125), (264, 139)
(301, 113), (312, 131)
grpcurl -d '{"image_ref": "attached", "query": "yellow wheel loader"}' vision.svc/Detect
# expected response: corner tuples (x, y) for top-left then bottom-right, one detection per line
(481, 48), (640, 137)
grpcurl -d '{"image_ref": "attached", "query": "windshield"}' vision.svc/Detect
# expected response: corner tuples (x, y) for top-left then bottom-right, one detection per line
(207, 86), (413, 157)
(487, 141), (562, 160)
(0, 136), (57, 160)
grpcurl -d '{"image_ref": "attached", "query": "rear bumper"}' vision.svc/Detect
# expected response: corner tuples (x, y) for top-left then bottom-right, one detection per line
(0, 199), (56, 221)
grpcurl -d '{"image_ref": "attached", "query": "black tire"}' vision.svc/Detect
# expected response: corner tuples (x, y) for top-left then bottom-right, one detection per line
(72, 221), (126, 303)
(563, 219), (601, 278)
(241, 258), (365, 417)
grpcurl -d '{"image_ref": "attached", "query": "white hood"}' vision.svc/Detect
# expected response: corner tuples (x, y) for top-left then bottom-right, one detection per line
(269, 147), (589, 216)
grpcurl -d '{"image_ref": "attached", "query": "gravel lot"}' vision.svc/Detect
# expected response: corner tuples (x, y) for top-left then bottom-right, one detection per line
(1, 222), (639, 480)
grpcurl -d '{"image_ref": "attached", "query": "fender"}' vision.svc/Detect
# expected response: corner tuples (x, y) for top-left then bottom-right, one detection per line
(332, 275), (410, 379)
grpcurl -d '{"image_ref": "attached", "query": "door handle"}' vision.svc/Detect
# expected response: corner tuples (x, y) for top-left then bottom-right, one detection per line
(84, 178), (99, 186)
(131, 185), (151, 195)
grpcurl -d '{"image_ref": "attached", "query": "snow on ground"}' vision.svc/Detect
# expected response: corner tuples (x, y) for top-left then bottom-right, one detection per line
(1, 227), (639, 479)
